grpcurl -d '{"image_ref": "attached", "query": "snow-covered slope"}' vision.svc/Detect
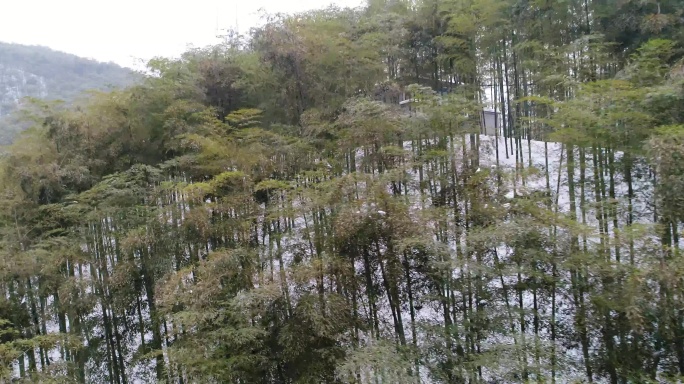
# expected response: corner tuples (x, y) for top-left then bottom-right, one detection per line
(0, 64), (48, 116)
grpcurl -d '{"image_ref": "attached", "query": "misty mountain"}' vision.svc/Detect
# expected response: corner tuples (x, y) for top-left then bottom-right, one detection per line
(0, 41), (139, 144)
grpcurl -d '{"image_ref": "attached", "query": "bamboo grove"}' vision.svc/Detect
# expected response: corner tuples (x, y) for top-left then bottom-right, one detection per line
(1, 0), (684, 382)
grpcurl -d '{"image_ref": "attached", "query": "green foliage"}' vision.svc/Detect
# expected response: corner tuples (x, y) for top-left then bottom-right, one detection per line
(648, 125), (684, 222)
(0, 2), (684, 383)
(337, 340), (417, 383)
(226, 108), (263, 129)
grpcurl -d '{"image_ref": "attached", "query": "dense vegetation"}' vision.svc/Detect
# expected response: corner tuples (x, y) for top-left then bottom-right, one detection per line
(0, 41), (137, 144)
(1, 0), (684, 382)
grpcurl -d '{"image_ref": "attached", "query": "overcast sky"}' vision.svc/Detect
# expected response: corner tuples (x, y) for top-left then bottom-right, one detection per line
(0, 0), (364, 69)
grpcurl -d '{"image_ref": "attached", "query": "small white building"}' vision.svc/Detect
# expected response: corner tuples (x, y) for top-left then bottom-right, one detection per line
(398, 94), (499, 136)
(480, 109), (499, 136)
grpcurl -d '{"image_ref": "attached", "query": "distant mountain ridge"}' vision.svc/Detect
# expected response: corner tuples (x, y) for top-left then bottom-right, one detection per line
(0, 41), (140, 144)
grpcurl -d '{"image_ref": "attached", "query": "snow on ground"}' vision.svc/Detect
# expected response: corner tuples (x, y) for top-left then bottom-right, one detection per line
(12, 134), (665, 382)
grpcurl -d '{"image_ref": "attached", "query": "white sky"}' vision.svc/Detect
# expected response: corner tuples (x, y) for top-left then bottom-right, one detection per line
(0, 0), (364, 69)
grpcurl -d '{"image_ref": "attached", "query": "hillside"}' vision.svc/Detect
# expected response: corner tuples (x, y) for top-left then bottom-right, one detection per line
(0, 1), (683, 383)
(0, 42), (139, 143)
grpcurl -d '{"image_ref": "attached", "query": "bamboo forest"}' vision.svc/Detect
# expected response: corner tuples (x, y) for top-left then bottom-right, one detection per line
(1, 0), (684, 382)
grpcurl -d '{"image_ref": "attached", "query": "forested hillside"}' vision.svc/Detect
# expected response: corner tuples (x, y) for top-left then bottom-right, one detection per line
(0, 42), (138, 144)
(0, 0), (683, 383)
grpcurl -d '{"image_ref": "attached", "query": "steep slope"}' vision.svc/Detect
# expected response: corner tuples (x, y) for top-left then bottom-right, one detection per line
(0, 42), (140, 143)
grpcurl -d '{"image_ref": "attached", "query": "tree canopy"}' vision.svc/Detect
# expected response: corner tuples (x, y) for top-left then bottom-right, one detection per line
(0, 0), (683, 383)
